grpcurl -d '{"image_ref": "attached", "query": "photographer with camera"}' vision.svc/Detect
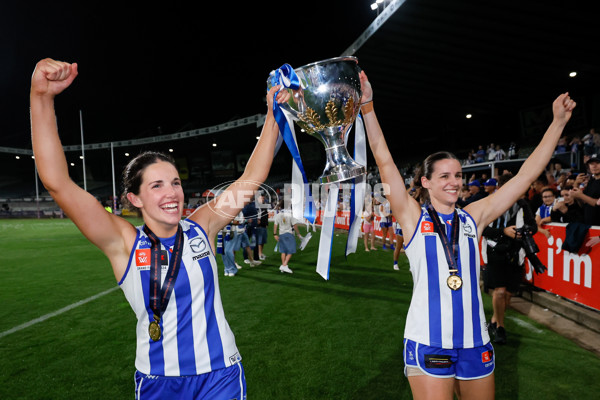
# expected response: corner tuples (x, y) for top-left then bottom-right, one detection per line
(483, 173), (544, 344)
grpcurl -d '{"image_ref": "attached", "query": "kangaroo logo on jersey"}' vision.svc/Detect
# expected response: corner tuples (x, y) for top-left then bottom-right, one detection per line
(135, 249), (151, 266)
(462, 222), (476, 238)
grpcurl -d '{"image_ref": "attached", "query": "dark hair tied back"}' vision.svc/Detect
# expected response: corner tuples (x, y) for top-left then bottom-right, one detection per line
(412, 151), (459, 204)
(120, 151), (176, 212)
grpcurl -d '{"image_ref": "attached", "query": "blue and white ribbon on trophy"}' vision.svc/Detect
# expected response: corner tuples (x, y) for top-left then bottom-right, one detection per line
(316, 113), (367, 279)
(269, 64), (316, 225)
(345, 114), (367, 257)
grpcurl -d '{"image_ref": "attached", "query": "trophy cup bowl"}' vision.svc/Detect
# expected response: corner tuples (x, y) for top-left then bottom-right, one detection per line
(268, 56), (366, 184)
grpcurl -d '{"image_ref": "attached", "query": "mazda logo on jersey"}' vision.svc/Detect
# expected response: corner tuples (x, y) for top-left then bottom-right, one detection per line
(189, 237), (207, 253)
(190, 236), (210, 261)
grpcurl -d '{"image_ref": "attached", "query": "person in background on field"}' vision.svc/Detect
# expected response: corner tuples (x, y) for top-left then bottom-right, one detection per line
(30, 58), (291, 399)
(378, 194), (395, 250)
(483, 176), (537, 345)
(255, 192), (270, 260)
(392, 220), (404, 270)
(273, 200), (303, 274)
(359, 69), (575, 399)
(362, 195), (377, 251)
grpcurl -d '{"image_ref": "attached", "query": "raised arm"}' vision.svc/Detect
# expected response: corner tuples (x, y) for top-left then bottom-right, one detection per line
(30, 59), (134, 277)
(466, 93), (576, 229)
(190, 86), (290, 241)
(360, 71), (422, 236)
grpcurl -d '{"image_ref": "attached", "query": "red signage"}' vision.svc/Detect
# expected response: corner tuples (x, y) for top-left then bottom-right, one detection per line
(524, 224), (600, 311)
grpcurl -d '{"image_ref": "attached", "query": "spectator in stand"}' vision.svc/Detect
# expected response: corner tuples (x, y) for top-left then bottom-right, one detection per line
(507, 141), (518, 159)
(592, 129), (600, 154)
(463, 153), (475, 166)
(483, 178), (498, 196)
(551, 161), (569, 179)
(475, 145), (486, 163)
(585, 197), (600, 248)
(493, 144), (506, 161)
(551, 186), (584, 223)
(570, 154), (600, 225)
(487, 143), (496, 161)
(463, 180), (485, 205)
(527, 173), (548, 212)
(569, 135), (582, 155)
(555, 172), (568, 191)
(536, 188), (558, 238)
(554, 136), (568, 153)
(564, 173), (579, 190)
(480, 173), (489, 184)
(545, 172), (558, 191)
(457, 185), (472, 208)
(582, 131), (595, 156)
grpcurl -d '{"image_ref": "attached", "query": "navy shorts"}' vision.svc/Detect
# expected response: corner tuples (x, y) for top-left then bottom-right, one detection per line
(403, 339), (494, 380)
(278, 232), (296, 254)
(135, 363), (246, 400)
(380, 221), (393, 228)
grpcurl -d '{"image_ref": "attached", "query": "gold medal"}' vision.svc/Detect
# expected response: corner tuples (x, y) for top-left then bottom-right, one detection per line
(447, 274), (463, 291)
(148, 319), (161, 341)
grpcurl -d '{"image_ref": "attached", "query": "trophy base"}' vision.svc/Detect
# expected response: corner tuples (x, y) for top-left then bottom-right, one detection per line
(319, 164), (366, 184)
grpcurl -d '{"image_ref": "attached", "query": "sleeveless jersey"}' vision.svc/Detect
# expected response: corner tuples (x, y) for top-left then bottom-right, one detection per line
(119, 219), (241, 376)
(404, 206), (489, 349)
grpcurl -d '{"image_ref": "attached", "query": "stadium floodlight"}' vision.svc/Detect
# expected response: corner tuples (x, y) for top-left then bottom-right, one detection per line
(370, 3), (378, 10)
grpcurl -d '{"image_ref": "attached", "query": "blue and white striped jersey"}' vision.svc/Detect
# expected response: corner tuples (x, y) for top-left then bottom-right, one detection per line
(404, 206), (490, 349)
(119, 219), (241, 376)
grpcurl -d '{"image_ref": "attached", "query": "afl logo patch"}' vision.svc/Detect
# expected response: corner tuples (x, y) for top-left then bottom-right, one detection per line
(421, 221), (434, 233)
(135, 249), (151, 266)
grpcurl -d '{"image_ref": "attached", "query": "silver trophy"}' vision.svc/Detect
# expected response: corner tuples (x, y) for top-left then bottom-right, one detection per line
(269, 56), (366, 184)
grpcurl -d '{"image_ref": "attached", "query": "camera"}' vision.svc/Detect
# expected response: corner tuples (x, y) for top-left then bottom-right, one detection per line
(515, 225), (547, 274)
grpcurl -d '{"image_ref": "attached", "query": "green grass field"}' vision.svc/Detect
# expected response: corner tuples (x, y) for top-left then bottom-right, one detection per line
(1, 218), (599, 399)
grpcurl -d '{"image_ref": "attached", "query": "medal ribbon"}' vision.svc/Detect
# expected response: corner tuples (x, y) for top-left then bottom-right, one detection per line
(143, 224), (184, 322)
(426, 204), (460, 273)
